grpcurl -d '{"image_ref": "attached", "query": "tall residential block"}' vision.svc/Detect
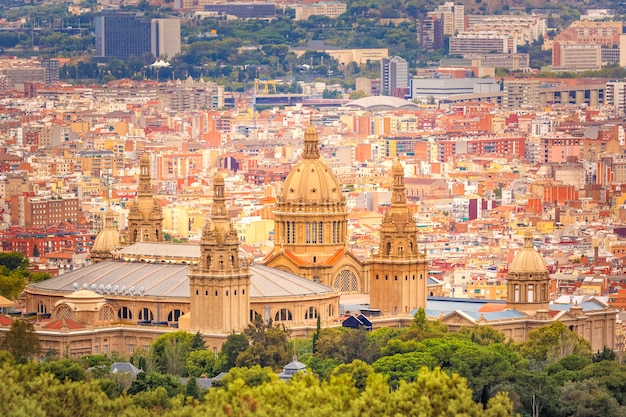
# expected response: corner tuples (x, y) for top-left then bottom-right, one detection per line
(381, 56), (409, 97)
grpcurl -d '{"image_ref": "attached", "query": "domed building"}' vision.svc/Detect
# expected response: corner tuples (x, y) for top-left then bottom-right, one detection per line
(90, 208), (121, 264)
(437, 229), (617, 352)
(506, 230), (550, 312)
(22, 172), (341, 356)
(263, 123), (367, 293)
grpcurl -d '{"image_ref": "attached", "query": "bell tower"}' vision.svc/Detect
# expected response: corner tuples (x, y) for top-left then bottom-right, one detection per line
(369, 160), (428, 315)
(189, 174), (250, 333)
(127, 153), (164, 244)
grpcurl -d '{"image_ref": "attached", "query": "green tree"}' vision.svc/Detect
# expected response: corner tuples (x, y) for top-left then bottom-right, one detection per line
(0, 319), (41, 363)
(459, 325), (506, 346)
(40, 358), (86, 382)
(330, 359), (374, 391)
(220, 332), (249, 371)
(401, 307), (448, 341)
(236, 316), (291, 370)
(0, 252), (28, 271)
(372, 351), (438, 387)
(557, 379), (626, 417)
(0, 271), (26, 300)
(148, 331), (195, 374)
(218, 365), (277, 388)
(186, 349), (222, 378)
(518, 322), (591, 363)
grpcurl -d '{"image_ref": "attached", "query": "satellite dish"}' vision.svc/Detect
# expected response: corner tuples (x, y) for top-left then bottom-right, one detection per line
(73, 283), (79, 290)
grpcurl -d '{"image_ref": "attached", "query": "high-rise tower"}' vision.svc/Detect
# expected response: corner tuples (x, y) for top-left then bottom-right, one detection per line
(369, 160), (428, 315)
(189, 174), (251, 333)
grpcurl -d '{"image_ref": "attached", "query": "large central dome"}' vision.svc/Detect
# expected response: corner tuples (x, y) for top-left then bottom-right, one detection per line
(278, 124), (343, 206)
(269, 122), (349, 264)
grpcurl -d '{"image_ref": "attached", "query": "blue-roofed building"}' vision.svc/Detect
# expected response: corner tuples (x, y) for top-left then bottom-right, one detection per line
(419, 231), (617, 352)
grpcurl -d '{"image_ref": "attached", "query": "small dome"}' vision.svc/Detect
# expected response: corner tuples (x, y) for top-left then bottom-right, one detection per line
(65, 289), (104, 300)
(93, 228), (120, 252)
(509, 230), (546, 273)
(92, 208), (120, 253)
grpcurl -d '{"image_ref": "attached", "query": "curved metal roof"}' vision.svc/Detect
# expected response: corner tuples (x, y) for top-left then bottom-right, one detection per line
(30, 261), (336, 299)
(344, 96), (420, 111)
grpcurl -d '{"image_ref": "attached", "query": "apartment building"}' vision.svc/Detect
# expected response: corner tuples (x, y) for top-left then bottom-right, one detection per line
(293, 2), (347, 21)
(10, 195), (81, 228)
(428, 1), (464, 36)
(552, 42), (602, 72)
(449, 32), (516, 55)
(465, 15), (547, 45)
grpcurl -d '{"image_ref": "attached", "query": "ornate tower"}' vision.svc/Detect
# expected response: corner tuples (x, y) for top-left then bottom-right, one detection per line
(506, 230), (550, 312)
(91, 207), (120, 264)
(369, 160), (428, 315)
(189, 174), (251, 333)
(264, 122), (364, 293)
(127, 153), (164, 244)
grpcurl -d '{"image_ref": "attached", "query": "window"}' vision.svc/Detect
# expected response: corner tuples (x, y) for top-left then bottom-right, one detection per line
(274, 308), (293, 322)
(305, 306), (318, 320)
(168, 309), (182, 322)
(118, 306), (132, 320)
(138, 308), (153, 321)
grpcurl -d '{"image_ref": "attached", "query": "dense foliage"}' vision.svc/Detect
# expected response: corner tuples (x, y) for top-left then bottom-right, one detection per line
(2, 310), (626, 416)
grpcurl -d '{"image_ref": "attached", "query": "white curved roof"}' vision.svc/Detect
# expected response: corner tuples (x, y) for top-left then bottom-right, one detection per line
(344, 96), (420, 111)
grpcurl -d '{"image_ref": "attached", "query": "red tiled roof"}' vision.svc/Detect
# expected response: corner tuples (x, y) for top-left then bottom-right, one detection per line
(0, 315), (14, 326)
(43, 318), (85, 330)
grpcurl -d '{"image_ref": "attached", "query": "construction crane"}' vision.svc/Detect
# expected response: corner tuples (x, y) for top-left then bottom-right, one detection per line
(255, 78), (278, 95)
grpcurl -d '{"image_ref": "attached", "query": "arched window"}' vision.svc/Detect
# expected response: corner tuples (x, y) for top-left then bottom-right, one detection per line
(168, 309), (182, 322)
(118, 306), (132, 320)
(333, 269), (359, 293)
(528, 284), (534, 303)
(514, 284), (520, 302)
(386, 241), (392, 255)
(37, 301), (47, 314)
(305, 306), (318, 320)
(250, 310), (262, 322)
(139, 308), (154, 321)
(328, 304), (335, 318)
(274, 308), (292, 322)
(55, 304), (73, 320)
(99, 305), (114, 321)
